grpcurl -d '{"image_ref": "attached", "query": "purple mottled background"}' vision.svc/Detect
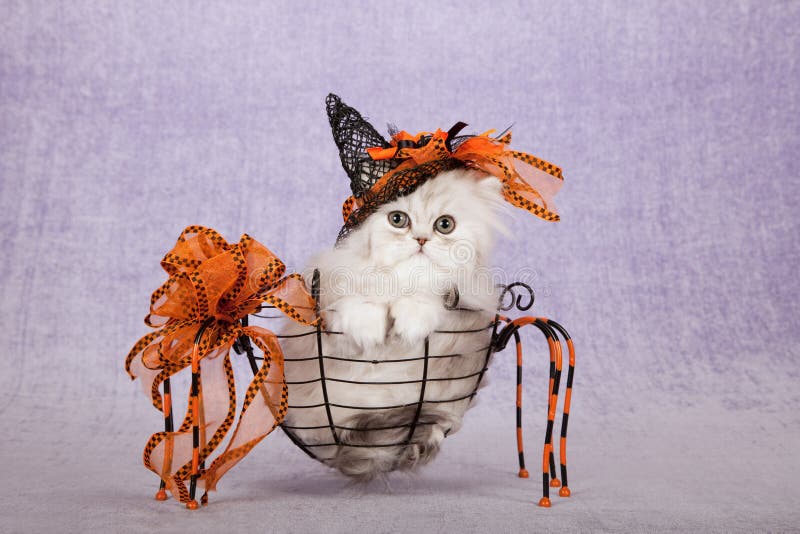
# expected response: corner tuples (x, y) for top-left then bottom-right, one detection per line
(1, 1), (798, 532)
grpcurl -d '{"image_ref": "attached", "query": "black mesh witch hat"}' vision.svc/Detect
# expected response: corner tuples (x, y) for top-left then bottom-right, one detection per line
(325, 94), (564, 242)
(326, 94), (399, 199)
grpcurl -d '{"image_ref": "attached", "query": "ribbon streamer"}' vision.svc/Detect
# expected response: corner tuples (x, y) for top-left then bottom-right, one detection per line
(125, 226), (319, 507)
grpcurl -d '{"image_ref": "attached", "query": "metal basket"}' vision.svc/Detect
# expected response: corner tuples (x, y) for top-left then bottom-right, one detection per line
(227, 269), (576, 508)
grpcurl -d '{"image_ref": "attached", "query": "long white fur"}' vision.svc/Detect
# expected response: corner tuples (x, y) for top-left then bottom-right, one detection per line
(280, 169), (507, 479)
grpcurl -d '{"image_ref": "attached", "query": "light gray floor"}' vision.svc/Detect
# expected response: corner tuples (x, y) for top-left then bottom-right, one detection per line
(2, 362), (798, 533)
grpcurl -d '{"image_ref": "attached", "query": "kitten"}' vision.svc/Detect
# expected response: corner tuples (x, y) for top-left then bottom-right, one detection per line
(279, 168), (507, 480)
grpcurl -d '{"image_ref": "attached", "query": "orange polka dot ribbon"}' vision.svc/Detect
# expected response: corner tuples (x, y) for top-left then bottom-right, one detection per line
(342, 128), (564, 223)
(124, 226), (319, 503)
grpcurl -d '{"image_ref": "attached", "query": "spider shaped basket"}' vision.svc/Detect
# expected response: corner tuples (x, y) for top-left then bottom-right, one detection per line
(157, 270), (574, 508)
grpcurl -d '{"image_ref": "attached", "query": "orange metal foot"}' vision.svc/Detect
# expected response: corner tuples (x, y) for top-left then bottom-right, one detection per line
(559, 486), (571, 497)
(538, 497), (551, 508)
(186, 500), (199, 510)
(518, 469), (529, 478)
(550, 478), (561, 487)
(154, 489), (168, 501)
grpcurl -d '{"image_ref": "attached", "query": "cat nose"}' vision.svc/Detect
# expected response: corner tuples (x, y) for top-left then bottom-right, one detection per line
(415, 237), (428, 246)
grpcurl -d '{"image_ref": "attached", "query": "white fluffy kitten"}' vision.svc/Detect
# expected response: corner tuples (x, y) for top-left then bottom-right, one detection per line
(280, 168), (507, 479)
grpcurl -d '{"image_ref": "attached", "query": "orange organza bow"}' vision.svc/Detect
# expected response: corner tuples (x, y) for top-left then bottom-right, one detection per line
(125, 226), (318, 505)
(343, 128), (563, 223)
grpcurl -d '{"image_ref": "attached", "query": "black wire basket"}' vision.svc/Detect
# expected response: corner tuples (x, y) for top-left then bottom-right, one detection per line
(229, 269), (576, 508)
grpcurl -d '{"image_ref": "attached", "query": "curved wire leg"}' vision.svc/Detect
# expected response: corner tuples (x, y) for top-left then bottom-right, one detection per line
(545, 325), (562, 489)
(155, 377), (174, 501)
(514, 331), (529, 478)
(546, 319), (575, 497)
(506, 317), (562, 507)
(187, 319), (212, 510)
(536, 319), (562, 507)
(187, 352), (201, 510)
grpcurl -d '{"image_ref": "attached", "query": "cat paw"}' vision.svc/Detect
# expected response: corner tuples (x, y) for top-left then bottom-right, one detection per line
(389, 297), (442, 346)
(330, 299), (388, 349)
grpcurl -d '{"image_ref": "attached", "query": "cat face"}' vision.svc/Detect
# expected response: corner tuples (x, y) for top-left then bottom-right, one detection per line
(341, 169), (506, 278)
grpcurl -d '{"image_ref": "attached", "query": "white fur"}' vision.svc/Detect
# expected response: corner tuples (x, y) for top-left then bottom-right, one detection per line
(280, 169), (507, 478)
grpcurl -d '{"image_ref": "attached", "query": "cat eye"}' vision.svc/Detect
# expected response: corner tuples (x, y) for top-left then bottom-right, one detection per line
(388, 211), (410, 229)
(434, 215), (455, 234)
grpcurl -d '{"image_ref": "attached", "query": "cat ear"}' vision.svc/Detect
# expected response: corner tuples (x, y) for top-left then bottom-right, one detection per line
(326, 94), (398, 199)
(475, 174), (504, 198)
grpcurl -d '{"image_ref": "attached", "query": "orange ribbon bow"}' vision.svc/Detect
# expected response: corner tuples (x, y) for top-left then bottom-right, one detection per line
(343, 128), (564, 223)
(125, 226), (318, 506)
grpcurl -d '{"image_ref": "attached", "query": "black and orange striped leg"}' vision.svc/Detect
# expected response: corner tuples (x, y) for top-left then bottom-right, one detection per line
(514, 330), (528, 478)
(187, 318), (212, 510)
(547, 319), (574, 498)
(533, 319), (562, 508)
(155, 377), (174, 501)
(187, 358), (201, 510)
(546, 325), (563, 489)
(501, 316), (563, 507)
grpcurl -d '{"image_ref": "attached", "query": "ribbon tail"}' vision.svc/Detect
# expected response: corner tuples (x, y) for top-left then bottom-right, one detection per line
(202, 330), (287, 491)
(506, 151), (563, 221)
